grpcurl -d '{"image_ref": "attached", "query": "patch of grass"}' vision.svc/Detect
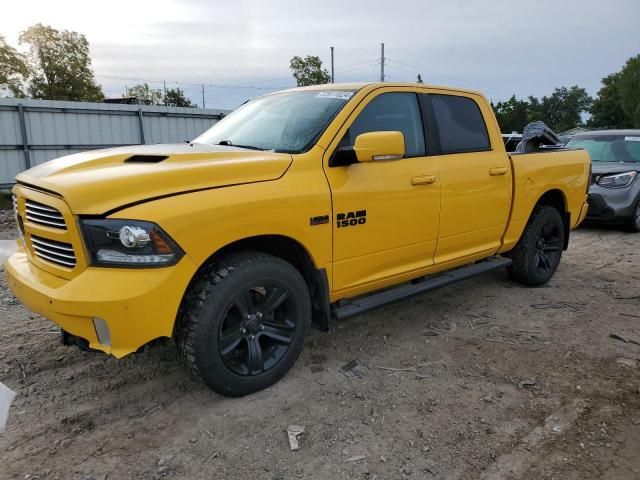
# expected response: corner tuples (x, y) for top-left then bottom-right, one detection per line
(0, 191), (12, 210)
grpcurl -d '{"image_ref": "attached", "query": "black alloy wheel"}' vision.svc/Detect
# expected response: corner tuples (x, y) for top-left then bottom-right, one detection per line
(218, 281), (296, 376)
(533, 221), (563, 275)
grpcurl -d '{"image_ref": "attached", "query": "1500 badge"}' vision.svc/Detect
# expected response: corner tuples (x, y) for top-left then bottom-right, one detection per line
(336, 210), (367, 228)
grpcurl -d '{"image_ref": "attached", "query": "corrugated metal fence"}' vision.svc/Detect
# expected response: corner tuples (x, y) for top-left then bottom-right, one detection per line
(0, 98), (228, 187)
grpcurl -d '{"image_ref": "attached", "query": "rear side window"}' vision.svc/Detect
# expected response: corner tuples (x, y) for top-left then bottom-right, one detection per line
(344, 92), (426, 157)
(430, 94), (490, 154)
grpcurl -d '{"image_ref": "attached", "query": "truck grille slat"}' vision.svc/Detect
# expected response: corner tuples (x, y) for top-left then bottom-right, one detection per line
(30, 236), (75, 252)
(30, 235), (76, 268)
(25, 202), (59, 213)
(25, 210), (64, 221)
(25, 215), (67, 228)
(33, 245), (77, 261)
(25, 200), (66, 230)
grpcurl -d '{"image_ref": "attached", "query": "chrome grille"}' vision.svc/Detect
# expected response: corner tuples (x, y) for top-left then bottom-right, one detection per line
(25, 199), (66, 229)
(30, 235), (76, 268)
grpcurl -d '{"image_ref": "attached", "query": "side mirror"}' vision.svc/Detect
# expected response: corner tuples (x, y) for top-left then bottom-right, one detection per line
(354, 131), (405, 163)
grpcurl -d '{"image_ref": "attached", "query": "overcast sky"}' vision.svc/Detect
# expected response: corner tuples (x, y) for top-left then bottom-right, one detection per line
(2, 0), (639, 109)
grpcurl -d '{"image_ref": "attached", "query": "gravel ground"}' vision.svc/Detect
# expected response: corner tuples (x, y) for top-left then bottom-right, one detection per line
(0, 209), (16, 240)
(0, 213), (639, 480)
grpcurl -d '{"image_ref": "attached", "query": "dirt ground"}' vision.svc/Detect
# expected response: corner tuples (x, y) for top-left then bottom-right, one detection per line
(0, 209), (16, 240)
(0, 213), (639, 480)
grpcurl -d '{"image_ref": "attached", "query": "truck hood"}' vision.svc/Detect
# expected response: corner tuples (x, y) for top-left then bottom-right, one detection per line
(16, 143), (293, 214)
(591, 161), (640, 175)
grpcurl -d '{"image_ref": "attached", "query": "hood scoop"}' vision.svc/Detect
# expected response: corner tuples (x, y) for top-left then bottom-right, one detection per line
(124, 154), (169, 163)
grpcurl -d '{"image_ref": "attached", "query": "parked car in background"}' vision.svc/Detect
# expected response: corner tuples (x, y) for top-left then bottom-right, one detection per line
(501, 132), (522, 152)
(566, 130), (640, 232)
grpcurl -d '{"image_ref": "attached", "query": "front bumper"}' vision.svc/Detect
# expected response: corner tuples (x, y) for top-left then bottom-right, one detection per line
(4, 243), (197, 358)
(587, 182), (640, 223)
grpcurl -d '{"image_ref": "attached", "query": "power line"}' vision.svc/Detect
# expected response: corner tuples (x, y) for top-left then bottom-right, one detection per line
(333, 62), (380, 75)
(97, 56), (383, 92)
(334, 58), (380, 72)
(96, 74), (292, 91)
(385, 58), (488, 91)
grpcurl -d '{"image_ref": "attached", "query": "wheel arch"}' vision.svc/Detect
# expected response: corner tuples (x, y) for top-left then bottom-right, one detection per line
(184, 235), (331, 331)
(533, 188), (571, 250)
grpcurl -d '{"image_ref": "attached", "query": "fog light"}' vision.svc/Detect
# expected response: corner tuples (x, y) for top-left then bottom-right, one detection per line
(92, 317), (111, 346)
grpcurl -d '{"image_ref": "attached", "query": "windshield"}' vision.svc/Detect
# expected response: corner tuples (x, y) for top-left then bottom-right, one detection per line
(566, 134), (640, 163)
(193, 90), (355, 153)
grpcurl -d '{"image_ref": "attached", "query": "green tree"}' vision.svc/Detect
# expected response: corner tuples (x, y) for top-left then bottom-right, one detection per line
(126, 83), (163, 105)
(19, 24), (103, 101)
(589, 55), (640, 128)
(0, 34), (29, 96)
(289, 55), (331, 87)
(588, 72), (628, 128)
(164, 87), (195, 107)
(618, 55), (640, 127)
(527, 86), (592, 132)
(493, 95), (530, 132)
(526, 96), (543, 124)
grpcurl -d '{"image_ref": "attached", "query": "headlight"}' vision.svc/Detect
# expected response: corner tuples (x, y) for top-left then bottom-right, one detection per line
(80, 219), (184, 267)
(596, 171), (637, 189)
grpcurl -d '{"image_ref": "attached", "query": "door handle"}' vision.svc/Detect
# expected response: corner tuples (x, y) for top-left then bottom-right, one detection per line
(411, 175), (437, 185)
(489, 167), (509, 176)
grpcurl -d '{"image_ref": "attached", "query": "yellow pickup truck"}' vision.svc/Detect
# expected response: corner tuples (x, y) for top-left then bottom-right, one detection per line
(5, 83), (590, 396)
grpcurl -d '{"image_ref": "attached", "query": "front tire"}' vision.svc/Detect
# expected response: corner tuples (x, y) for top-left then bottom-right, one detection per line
(508, 205), (565, 286)
(175, 252), (311, 397)
(624, 199), (640, 233)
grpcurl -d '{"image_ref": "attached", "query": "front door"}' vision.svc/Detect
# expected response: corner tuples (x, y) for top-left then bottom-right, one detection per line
(323, 89), (441, 294)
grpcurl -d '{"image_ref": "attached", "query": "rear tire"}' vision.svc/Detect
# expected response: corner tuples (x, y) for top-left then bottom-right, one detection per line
(508, 205), (565, 286)
(175, 252), (311, 397)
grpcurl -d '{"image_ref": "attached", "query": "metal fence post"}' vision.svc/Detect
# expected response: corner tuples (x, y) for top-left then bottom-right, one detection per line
(137, 109), (146, 144)
(17, 104), (31, 169)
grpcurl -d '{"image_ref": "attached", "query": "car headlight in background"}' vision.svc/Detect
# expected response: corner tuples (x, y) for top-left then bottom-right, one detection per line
(596, 171), (637, 189)
(80, 219), (183, 267)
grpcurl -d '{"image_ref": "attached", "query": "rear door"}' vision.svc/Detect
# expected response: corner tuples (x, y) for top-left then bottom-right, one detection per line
(422, 92), (512, 264)
(323, 88), (441, 293)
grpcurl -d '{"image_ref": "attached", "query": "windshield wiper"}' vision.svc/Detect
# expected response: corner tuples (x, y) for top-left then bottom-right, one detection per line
(216, 140), (265, 151)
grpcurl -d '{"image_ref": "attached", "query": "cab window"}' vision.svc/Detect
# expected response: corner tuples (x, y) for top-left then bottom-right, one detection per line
(342, 92), (426, 157)
(430, 94), (490, 154)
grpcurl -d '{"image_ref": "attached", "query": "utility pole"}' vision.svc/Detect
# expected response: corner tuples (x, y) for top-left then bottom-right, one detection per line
(163, 80), (167, 105)
(380, 43), (385, 82)
(201, 84), (206, 109)
(330, 46), (335, 83)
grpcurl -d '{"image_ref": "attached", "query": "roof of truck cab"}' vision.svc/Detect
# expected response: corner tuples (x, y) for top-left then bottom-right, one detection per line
(273, 82), (485, 97)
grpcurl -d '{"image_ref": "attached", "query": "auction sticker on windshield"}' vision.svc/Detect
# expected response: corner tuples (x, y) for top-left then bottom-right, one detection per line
(625, 136), (640, 142)
(315, 91), (354, 100)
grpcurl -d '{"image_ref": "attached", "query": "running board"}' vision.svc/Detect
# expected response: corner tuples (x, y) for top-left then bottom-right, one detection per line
(332, 256), (512, 321)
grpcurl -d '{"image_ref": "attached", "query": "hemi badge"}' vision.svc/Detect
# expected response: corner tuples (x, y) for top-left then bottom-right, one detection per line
(310, 215), (329, 226)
